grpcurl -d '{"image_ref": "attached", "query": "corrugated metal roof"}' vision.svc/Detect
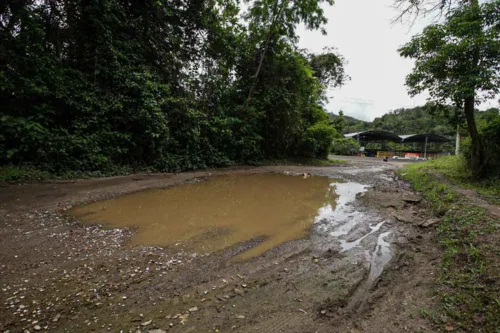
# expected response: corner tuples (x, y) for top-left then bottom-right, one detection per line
(344, 130), (402, 142)
(344, 131), (450, 143)
(399, 134), (450, 143)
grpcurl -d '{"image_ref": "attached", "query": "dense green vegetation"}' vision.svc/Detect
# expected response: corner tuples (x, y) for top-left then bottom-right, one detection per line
(329, 106), (499, 157)
(331, 107), (499, 137)
(0, 0), (347, 175)
(399, 157), (499, 332)
(398, 0), (500, 178)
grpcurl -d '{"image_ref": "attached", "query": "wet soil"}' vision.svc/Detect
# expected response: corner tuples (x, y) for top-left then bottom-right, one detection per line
(0, 163), (441, 333)
(71, 173), (336, 259)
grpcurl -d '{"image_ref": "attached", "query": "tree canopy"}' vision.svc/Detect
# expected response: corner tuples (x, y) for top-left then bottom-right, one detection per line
(398, 0), (500, 178)
(0, 0), (347, 173)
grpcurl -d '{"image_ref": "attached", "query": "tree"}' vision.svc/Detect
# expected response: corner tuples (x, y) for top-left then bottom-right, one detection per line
(0, 0), (348, 173)
(332, 110), (345, 133)
(398, 0), (500, 178)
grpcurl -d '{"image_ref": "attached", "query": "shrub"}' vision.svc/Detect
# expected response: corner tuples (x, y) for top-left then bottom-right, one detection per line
(461, 117), (500, 178)
(331, 137), (360, 155)
(304, 123), (338, 158)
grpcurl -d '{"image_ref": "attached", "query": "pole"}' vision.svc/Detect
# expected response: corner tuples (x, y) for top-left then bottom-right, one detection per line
(455, 124), (460, 155)
(424, 135), (428, 159)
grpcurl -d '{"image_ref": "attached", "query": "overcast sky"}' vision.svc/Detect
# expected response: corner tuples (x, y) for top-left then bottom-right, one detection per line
(297, 0), (499, 121)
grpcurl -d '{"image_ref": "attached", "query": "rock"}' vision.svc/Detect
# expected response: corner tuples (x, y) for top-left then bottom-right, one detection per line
(394, 213), (413, 224)
(141, 320), (152, 326)
(403, 195), (421, 203)
(234, 288), (245, 296)
(420, 218), (440, 228)
(188, 306), (198, 312)
(149, 330), (166, 333)
(34, 325), (41, 331)
(236, 315), (245, 319)
(313, 258), (319, 263)
(320, 310), (326, 315)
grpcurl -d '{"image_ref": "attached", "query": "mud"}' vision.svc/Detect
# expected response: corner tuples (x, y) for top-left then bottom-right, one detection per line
(71, 173), (336, 259)
(0, 162), (442, 333)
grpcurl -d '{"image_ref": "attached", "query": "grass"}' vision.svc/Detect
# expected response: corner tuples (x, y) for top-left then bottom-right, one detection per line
(398, 157), (500, 332)
(0, 165), (133, 182)
(0, 166), (53, 182)
(0, 158), (346, 182)
(405, 155), (500, 205)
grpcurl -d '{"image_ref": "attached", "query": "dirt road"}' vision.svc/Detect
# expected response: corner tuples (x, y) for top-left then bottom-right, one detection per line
(0, 163), (441, 333)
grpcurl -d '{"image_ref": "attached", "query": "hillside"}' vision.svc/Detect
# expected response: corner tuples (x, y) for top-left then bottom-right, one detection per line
(330, 106), (499, 136)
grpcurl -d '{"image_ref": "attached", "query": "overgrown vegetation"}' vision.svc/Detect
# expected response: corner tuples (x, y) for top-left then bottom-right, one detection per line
(399, 158), (500, 332)
(398, 0), (500, 179)
(331, 137), (360, 156)
(0, 0), (347, 176)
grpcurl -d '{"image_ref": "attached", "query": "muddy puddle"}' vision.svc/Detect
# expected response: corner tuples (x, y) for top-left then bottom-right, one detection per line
(72, 172), (394, 274)
(71, 173), (337, 258)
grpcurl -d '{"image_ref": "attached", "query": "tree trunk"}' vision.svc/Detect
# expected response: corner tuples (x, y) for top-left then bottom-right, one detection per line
(243, 0), (285, 110)
(464, 96), (483, 179)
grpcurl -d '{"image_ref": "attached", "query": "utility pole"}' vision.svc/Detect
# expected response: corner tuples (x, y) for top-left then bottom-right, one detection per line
(455, 124), (460, 155)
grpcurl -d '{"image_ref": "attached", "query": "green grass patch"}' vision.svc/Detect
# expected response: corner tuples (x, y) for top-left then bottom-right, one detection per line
(404, 155), (500, 204)
(0, 165), (134, 182)
(0, 166), (53, 182)
(398, 161), (500, 332)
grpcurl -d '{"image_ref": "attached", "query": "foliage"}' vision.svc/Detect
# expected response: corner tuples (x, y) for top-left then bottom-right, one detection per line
(331, 138), (360, 156)
(398, 161), (500, 332)
(304, 122), (339, 158)
(0, 166), (52, 182)
(330, 106), (498, 154)
(399, 1), (500, 106)
(462, 115), (500, 179)
(0, 0), (346, 175)
(398, 0), (500, 178)
(329, 112), (369, 134)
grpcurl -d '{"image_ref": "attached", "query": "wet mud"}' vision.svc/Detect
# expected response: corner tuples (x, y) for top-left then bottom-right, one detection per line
(71, 173), (336, 259)
(0, 163), (442, 333)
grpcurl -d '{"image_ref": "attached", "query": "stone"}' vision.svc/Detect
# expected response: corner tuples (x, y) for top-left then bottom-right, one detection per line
(403, 195), (421, 203)
(420, 218), (440, 228)
(234, 288), (245, 296)
(141, 320), (152, 326)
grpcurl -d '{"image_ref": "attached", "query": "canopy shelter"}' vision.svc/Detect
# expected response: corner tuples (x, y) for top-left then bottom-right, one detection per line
(399, 134), (449, 143)
(345, 130), (402, 143)
(399, 134), (450, 158)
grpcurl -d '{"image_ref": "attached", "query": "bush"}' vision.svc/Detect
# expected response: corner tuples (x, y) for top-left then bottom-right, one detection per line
(0, 166), (52, 182)
(461, 117), (500, 178)
(304, 123), (338, 158)
(331, 137), (360, 155)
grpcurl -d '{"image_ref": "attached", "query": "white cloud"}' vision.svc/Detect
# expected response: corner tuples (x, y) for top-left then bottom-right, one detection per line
(298, 0), (432, 121)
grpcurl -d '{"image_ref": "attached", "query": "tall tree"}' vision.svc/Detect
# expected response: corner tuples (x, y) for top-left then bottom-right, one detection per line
(398, 0), (500, 178)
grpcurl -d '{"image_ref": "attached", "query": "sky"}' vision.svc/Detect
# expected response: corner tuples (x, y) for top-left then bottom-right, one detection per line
(297, 0), (499, 121)
(298, 0), (432, 121)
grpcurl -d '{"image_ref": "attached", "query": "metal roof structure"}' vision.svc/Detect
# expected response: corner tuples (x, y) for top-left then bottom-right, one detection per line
(344, 131), (450, 143)
(344, 130), (402, 142)
(399, 134), (450, 143)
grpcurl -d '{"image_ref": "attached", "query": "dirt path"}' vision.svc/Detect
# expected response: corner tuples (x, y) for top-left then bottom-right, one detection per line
(0, 164), (441, 333)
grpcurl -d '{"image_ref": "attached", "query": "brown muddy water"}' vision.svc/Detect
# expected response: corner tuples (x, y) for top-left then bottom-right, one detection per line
(71, 173), (337, 259)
